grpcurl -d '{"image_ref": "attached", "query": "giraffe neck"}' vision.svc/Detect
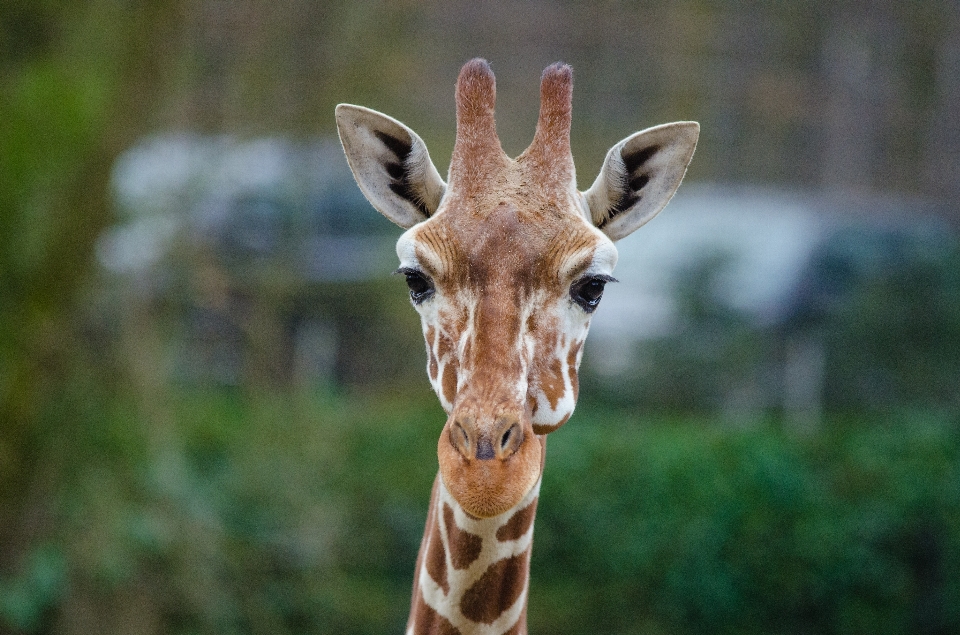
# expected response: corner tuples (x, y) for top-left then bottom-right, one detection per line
(407, 472), (541, 635)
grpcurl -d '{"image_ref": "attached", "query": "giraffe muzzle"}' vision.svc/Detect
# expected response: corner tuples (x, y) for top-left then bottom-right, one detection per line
(437, 402), (542, 518)
(450, 414), (524, 461)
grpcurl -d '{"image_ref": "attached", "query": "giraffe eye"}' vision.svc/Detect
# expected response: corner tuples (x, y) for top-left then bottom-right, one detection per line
(570, 275), (616, 312)
(396, 267), (435, 304)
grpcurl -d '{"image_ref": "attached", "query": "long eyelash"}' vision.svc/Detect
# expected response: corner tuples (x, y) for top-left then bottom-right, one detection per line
(578, 274), (618, 284)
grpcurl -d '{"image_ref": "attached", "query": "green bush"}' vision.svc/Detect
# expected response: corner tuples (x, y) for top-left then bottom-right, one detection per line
(3, 391), (957, 635)
(533, 408), (960, 635)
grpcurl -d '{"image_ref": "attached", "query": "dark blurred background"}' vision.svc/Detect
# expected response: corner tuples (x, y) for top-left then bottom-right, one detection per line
(2, 1), (959, 634)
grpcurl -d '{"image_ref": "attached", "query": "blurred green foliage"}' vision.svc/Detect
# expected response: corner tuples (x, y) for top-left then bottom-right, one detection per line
(810, 228), (960, 411)
(535, 408), (960, 635)
(1, 0), (181, 610)
(1, 390), (958, 634)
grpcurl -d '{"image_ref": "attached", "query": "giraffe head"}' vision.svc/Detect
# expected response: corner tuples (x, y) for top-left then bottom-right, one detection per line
(337, 59), (698, 519)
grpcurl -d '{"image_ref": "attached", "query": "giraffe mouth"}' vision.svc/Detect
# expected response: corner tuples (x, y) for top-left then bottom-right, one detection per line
(436, 418), (544, 519)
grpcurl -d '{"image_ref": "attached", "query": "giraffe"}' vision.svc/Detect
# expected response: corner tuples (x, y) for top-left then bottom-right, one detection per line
(336, 59), (698, 635)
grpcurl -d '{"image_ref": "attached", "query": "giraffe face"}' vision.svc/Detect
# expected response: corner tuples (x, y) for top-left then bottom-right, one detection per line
(398, 193), (616, 428)
(395, 174), (617, 517)
(336, 59), (699, 520)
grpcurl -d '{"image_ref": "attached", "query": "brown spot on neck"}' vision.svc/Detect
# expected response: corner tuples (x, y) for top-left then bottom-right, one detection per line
(459, 550), (530, 624)
(496, 498), (538, 542)
(443, 503), (483, 570)
(411, 591), (462, 635)
(426, 508), (449, 594)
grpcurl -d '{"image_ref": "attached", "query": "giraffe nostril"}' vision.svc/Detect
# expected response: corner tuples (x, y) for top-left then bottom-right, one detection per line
(499, 423), (523, 457)
(449, 415), (524, 461)
(451, 421), (471, 458)
(500, 426), (513, 449)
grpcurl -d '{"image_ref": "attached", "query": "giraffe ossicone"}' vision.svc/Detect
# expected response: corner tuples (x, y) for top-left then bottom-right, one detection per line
(337, 58), (698, 635)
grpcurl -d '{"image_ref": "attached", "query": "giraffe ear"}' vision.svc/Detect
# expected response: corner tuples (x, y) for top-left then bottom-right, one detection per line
(336, 104), (446, 229)
(583, 122), (699, 241)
